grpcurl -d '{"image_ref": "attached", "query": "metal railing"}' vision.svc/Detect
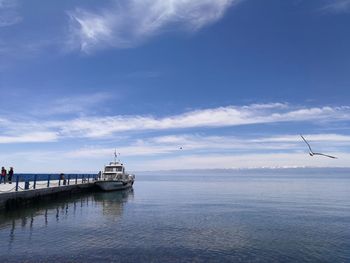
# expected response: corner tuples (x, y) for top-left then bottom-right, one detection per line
(1, 174), (97, 192)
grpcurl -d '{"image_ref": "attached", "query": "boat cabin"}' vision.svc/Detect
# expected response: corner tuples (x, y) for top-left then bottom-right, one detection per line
(102, 162), (128, 180)
(104, 162), (125, 173)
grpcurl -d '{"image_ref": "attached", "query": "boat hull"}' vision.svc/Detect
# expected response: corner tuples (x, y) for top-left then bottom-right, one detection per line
(95, 180), (133, 191)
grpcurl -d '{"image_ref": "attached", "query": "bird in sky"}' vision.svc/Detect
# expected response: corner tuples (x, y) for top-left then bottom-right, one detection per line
(300, 135), (337, 159)
(179, 147), (183, 150)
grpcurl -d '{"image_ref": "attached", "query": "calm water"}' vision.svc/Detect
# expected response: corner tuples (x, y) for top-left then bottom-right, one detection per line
(0, 171), (349, 262)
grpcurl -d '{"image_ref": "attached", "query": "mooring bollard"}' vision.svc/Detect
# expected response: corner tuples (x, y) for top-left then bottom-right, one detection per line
(47, 174), (51, 188)
(15, 175), (19, 192)
(33, 174), (37, 189)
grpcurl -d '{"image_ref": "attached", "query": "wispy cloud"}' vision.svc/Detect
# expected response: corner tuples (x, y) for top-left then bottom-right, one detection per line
(253, 133), (350, 143)
(322, 0), (350, 12)
(53, 104), (350, 138)
(0, 132), (58, 144)
(8, 132), (346, 172)
(137, 152), (347, 170)
(30, 92), (113, 116)
(0, 0), (21, 27)
(65, 133), (349, 159)
(3, 150), (349, 173)
(67, 0), (239, 53)
(1, 103), (350, 143)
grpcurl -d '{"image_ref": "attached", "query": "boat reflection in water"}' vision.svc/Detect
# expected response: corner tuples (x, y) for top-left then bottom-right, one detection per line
(94, 189), (134, 217)
(0, 189), (134, 252)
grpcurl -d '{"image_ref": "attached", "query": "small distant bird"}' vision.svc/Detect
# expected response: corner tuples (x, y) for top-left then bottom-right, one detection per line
(179, 147), (183, 150)
(300, 135), (337, 159)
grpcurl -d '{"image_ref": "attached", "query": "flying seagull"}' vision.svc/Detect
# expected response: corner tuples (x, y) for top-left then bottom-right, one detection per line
(300, 135), (337, 159)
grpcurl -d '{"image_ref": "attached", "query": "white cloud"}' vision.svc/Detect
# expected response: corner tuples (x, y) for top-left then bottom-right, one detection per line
(3, 150), (349, 173)
(323, 0), (350, 12)
(0, 0), (21, 27)
(52, 104), (350, 138)
(67, 0), (239, 52)
(253, 133), (350, 143)
(0, 132), (58, 144)
(2, 132), (349, 172)
(64, 133), (348, 161)
(137, 152), (347, 171)
(31, 92), (113, 116)
(1, 103), (350, 142)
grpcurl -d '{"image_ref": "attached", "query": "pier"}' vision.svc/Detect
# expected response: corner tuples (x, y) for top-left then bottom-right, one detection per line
(0, 174), (97, 210)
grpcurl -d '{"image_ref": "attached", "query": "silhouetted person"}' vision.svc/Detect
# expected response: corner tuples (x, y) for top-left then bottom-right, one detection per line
(1, 167), (7, 184)
(60, 173), (66, 185)
(97, 171), (102, 180)
(8, 167), (14, 184)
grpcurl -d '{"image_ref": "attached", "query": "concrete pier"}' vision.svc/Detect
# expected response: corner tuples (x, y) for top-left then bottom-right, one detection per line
(0, 179), (96, 210)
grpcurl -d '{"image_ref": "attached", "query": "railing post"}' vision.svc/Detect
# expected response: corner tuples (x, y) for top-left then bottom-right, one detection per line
(47, 174), (51, 188)
(15, 175), (19, 192)
(67, 174), (70, 185)
(82, 174), (85, 183)
(88, 174), (90, 183)
(58, 175), (61, 186)
(33, 174), (37, 189)
(75, 174), (78, 185)
(24, 176), (30, 190)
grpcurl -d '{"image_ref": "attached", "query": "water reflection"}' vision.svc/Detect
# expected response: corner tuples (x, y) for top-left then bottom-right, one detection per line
(0, 174), (349, 262)
(95, 188), (134, 217)
(0, 189), (134, 249)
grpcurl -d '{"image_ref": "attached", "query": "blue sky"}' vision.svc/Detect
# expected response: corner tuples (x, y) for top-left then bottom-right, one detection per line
(1, 0), (350, 172)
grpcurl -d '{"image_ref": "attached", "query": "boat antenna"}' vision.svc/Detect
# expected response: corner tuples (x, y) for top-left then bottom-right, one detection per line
(114, 149), (121, 163)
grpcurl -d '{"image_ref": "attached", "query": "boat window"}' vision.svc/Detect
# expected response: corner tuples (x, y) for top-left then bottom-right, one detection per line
(105, 167), (123, 172)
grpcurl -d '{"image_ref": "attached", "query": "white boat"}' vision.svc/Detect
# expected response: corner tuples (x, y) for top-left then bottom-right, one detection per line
(95, 153), (135, 191)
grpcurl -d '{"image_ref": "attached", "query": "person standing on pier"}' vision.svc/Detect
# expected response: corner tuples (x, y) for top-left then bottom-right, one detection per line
(8, 167), (14, 184)
(1, 167), (6, 184)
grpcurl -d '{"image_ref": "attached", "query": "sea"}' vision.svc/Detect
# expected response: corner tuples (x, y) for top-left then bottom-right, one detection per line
(0, 168), (349, 262)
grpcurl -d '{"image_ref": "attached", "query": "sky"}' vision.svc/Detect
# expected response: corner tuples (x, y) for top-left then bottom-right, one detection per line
(1, 0), (350, 173)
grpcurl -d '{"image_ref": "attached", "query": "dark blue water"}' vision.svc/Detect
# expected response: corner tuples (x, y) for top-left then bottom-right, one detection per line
(0, 171), (349, 262)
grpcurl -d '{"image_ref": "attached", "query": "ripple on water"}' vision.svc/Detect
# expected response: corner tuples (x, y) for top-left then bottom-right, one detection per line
(0, 174), (349, 262)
